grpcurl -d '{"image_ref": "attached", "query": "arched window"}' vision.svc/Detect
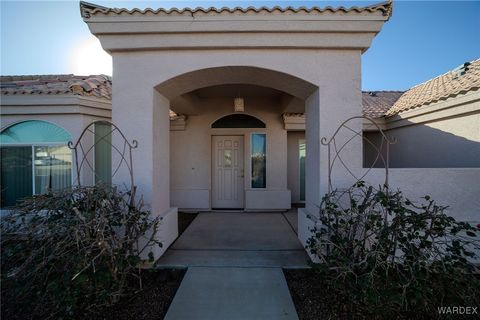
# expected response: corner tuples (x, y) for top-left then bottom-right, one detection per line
(211, 114), (266, 128)
(0, 121), (72, 207)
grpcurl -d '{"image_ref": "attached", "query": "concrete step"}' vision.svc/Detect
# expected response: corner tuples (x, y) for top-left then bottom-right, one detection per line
(155, 249), (310, 268)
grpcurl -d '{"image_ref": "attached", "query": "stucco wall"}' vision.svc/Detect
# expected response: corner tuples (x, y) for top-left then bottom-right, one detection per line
(287, 131), (305, 203)
(110, 49), (362, 257)
(1, 96), (112, 186)
(170, 96), (291, 210)
(364, 113), (480, 168)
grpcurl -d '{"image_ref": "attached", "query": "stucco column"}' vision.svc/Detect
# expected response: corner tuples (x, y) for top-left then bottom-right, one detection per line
(298, 52), (363, 251)
(305, 90), (322, 216)
(112, 62), (177, 259)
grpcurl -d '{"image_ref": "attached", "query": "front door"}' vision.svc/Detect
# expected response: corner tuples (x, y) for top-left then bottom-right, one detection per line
(212, 135), (244, 209)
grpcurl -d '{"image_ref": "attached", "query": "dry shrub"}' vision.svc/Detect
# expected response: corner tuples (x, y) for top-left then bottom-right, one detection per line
(1, 184), (161, 319)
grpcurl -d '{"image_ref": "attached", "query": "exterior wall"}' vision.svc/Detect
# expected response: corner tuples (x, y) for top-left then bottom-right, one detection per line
(363, 92), (480, 168)
(287, 131), (305, 203)
(0, 95), (112, 186)
(170, 96), (291, 211)
(111, 49), (362, 257)
(369, 168), (480, 223)
(386, 113), (480, 168)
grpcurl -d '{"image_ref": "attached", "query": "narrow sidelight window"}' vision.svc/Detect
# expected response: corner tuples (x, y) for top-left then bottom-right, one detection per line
(251, 133), (266, 188)
(299, 139), (306, 201)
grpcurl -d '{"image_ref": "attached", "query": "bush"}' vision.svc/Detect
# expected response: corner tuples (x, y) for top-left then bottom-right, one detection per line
(306, 182), (480, 318)
(1, 185), (162, 319)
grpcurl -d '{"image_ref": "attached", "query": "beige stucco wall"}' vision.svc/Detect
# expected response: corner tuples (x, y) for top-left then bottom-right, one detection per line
(364, 93), (480, 168)
(386, 113), (480, 168)
(0, 95), (112, 186)
(287, 131), (305, 203)
(108, 49), (363, 257)
(170, 96), (291, 210)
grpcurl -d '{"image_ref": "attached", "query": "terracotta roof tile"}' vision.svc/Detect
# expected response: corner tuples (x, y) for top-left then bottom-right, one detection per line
(362, 91), (404, 118)
(80, 1), (392, 19)
(0, 74), (112, 100)
(386, 59), (480, 116)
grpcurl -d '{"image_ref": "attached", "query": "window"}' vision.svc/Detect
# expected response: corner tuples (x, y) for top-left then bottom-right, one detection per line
(212, 114), (265, 128)
(299, 139), (306, 201)
(94, 121), (112, 184)
(251, 133), (266, 188)
(0, 121), (72, 207)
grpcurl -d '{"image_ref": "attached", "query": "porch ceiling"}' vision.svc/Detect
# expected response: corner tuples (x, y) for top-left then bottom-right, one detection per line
(194, 84), (284, 99)
(156, 66), (317, 101)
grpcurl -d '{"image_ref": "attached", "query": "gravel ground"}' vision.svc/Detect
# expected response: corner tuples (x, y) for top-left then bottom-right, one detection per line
(91, 269), (186, 320)
(284, 268), (370, 320)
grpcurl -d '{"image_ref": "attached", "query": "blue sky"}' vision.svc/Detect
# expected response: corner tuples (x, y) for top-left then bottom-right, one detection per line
(1, 1), (479, 90)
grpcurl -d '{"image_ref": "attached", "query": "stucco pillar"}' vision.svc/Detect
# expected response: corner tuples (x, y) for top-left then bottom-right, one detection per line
(298, 52), (363, 251)
(112, 63), (177, 260)
(298, 89), (322, 249)
(305, 90), (322, 216)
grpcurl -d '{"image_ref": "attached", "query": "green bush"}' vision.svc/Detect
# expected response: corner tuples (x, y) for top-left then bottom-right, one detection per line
(1, 185), (162, 319)
(306, 182), (480, 318)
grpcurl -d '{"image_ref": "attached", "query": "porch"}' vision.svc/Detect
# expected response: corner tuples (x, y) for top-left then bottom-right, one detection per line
(156, 210), (310, 268)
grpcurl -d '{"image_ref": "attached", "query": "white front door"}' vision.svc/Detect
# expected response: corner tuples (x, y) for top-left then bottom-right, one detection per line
(212, 135), (244, 209)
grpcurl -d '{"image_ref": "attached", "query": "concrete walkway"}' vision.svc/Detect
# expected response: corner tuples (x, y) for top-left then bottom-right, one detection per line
(164, 267), (299, 320)
(156, 211), (310, 268)
(159, 211), (308, 319)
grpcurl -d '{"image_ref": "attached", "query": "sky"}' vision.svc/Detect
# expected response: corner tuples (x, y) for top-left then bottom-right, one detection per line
(1, 0), (479, 91)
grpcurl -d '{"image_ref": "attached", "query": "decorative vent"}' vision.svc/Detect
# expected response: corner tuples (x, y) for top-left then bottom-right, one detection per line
(452, 62), (471, 78)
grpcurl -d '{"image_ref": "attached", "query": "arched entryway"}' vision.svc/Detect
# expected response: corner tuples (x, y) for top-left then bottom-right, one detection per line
(152, 66), (317, 212)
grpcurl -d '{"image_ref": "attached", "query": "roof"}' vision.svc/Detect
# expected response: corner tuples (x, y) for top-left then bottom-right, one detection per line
(386, 59), (480, 116)
(0, 74), (112, 100)
(80, 0), (392, 19)
(362, 91), (404, 118)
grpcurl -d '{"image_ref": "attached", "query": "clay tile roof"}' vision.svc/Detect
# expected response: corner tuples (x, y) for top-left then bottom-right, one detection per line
(80, 0), (392, 19)
(362, 91), (404, 118)
(386, 59), (480, 116)
(0, 74), (112, 100)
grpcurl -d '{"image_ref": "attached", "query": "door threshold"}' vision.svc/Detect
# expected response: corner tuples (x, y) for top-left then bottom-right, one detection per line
(211, 208), (245, 212)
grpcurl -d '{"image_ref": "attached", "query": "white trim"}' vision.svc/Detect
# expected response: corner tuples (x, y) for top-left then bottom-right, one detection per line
(32, 145), (35, 195)
(1, 142), (69, 146)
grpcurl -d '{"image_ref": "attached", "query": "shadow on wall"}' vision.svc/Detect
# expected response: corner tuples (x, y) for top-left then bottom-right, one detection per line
(364, 118), (480, 168)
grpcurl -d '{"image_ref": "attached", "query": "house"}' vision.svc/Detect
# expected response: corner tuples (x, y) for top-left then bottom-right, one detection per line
(0, 75), (112, 207)
(1, 1), (478, 260)
(364, 60), (480, 168)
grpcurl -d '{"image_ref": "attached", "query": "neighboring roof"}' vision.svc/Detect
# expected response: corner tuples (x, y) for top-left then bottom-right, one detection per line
(0, 74), (112, 100)
(386, 59), (480, 116)
(362, 91), (404, 118)
(80, 0), (392, 19)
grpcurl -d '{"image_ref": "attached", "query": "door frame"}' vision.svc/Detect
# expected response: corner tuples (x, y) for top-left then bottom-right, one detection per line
(211, 134), (245, 209)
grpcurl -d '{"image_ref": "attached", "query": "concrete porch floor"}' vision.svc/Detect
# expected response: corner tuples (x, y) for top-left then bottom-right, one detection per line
(155, 211), (310, 268)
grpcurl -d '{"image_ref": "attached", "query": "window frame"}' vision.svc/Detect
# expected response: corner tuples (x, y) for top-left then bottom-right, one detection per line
(250, 132), (267, 189)
(298, 139), (306, 202)
(1, 121), (74, 207)
(1, 143), (74, 196)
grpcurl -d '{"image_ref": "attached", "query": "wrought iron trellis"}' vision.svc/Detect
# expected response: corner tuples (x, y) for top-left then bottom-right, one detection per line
(68, 120), (138, 204)
(321, 116), (396, 193)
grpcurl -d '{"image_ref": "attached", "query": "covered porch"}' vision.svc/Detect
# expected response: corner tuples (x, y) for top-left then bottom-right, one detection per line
(156, 210), (309, 268)
(81, 1), (391, 259)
